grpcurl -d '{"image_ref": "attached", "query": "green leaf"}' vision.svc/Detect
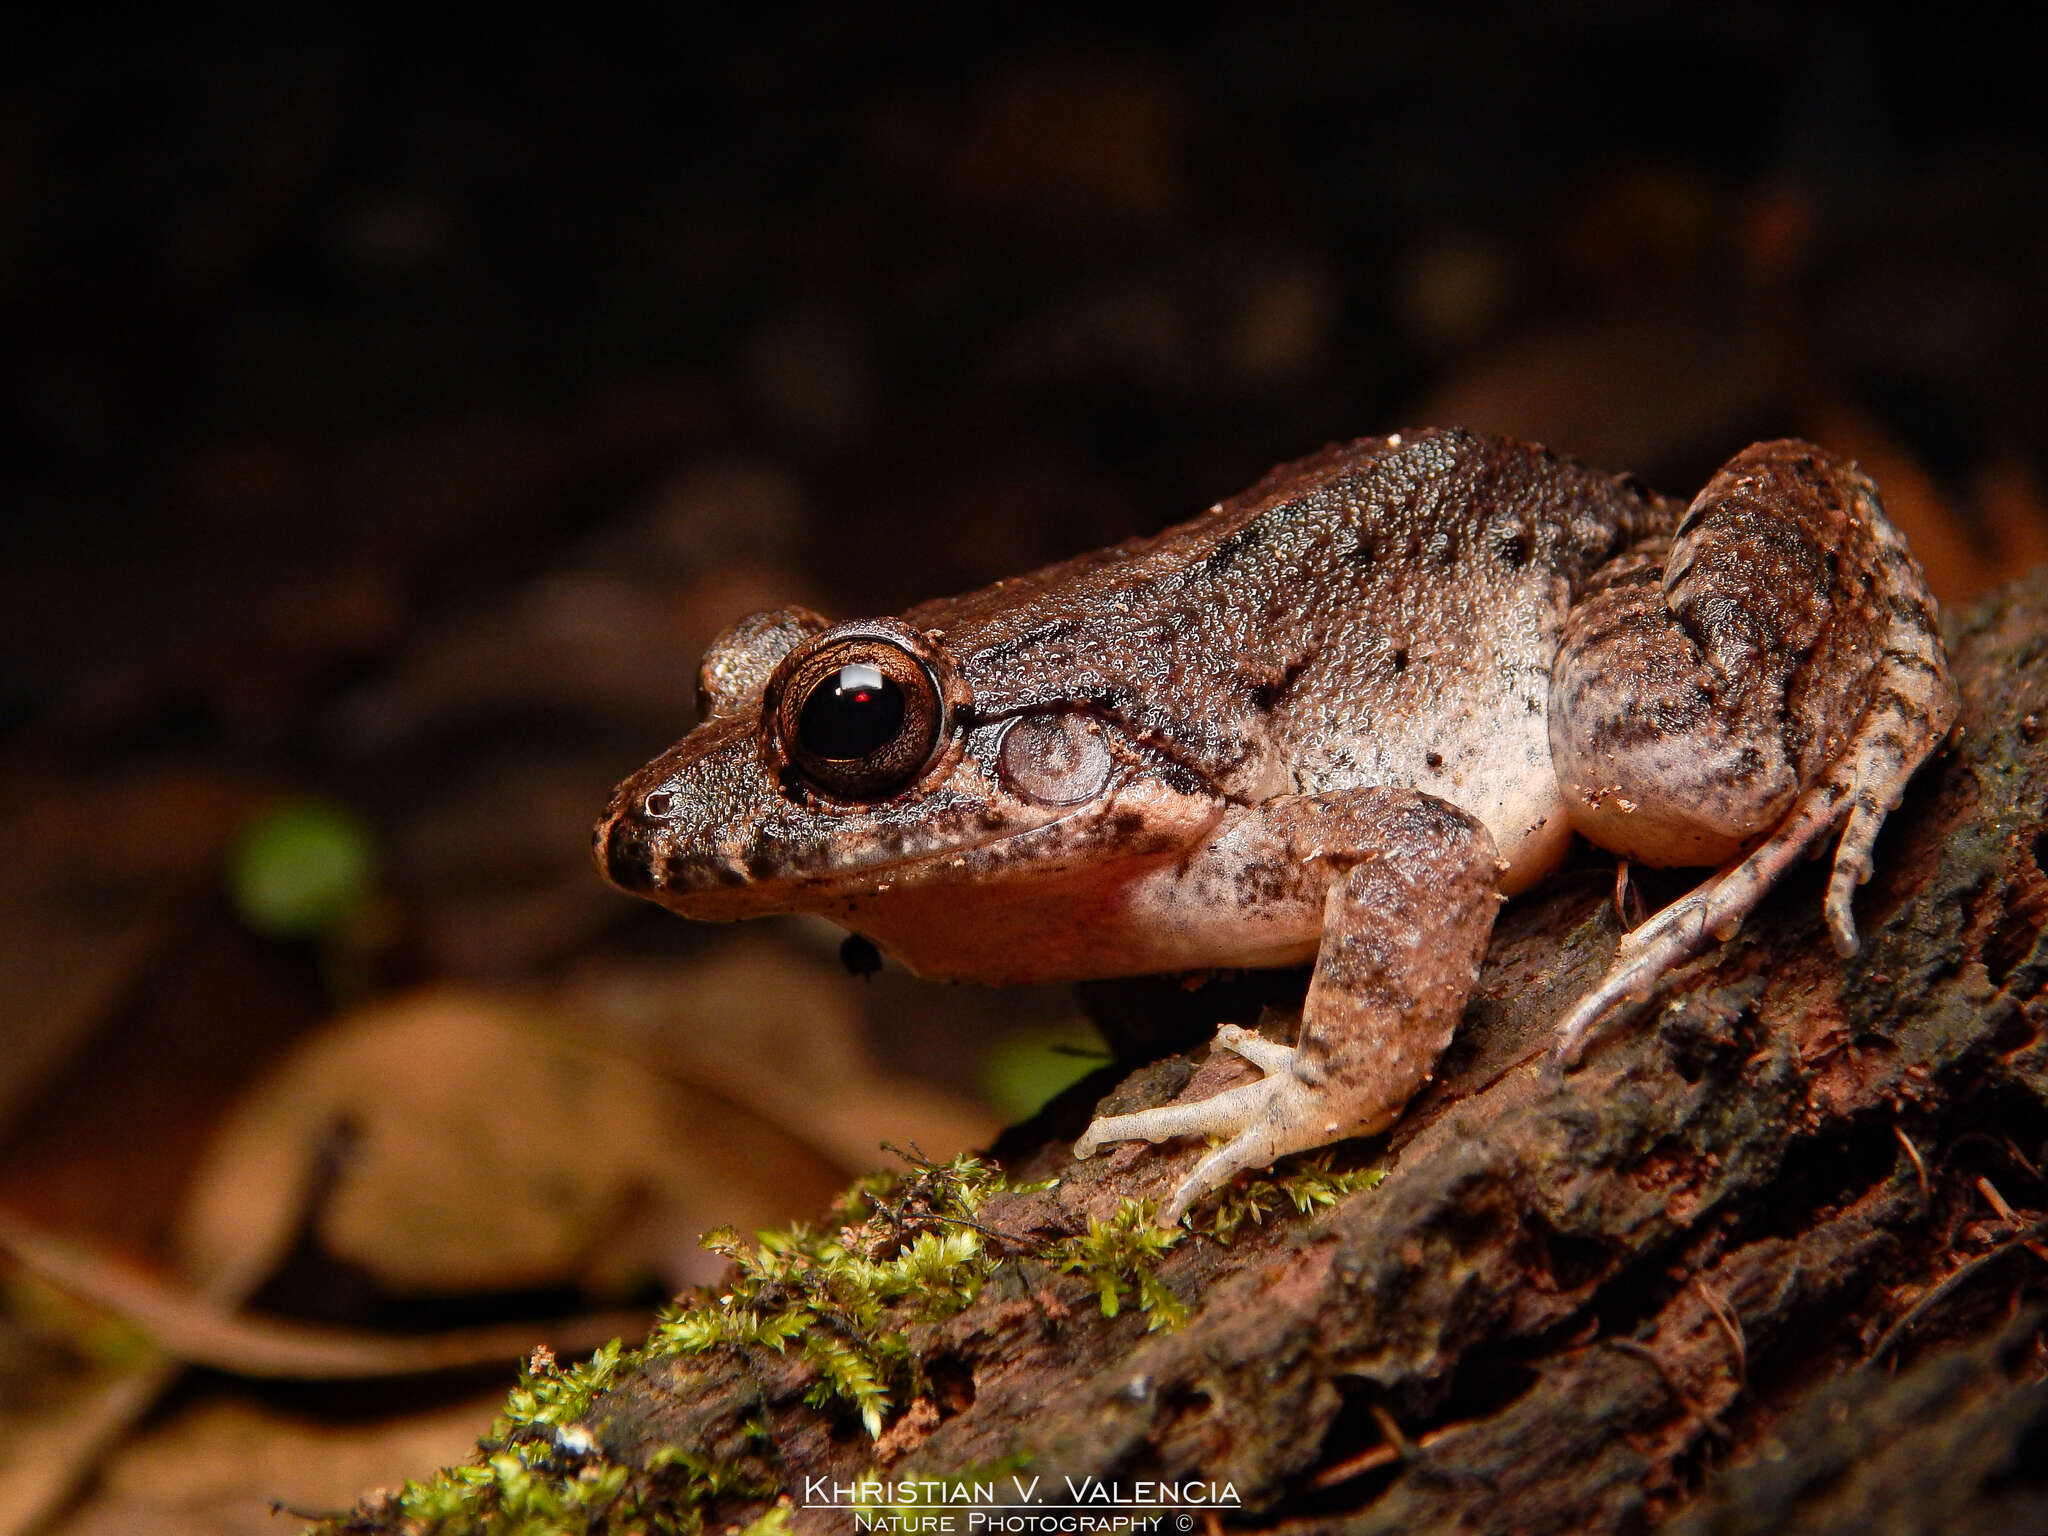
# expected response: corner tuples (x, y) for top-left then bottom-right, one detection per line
(224, 797), (378, 938)
(979, 1025), (1109, 1121)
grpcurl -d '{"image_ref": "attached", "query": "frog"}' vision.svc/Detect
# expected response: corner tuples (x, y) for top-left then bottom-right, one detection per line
(593, 430), (1955, 1223)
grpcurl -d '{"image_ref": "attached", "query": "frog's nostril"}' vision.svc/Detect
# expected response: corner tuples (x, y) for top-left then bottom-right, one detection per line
(643, 790), (675, 818)
(601, 816), (658, 892)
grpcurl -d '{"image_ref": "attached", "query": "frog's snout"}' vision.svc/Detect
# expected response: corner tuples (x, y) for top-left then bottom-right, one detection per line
(593, 765), (767, 914)
(593, 790), (664, 895)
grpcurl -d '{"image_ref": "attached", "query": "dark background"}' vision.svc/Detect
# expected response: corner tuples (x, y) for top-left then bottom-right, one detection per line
(1, 1), (2044, 1490)
(9, 7), (2045, 713)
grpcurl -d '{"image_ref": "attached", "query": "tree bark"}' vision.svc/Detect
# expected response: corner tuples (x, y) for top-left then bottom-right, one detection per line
(342, 570), (2048, 1535)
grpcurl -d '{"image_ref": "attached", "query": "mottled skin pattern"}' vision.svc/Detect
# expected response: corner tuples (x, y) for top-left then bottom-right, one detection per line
(594, 430), (1956, 1222)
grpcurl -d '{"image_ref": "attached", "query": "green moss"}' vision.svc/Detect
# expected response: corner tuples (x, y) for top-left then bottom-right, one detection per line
(1187, 1151), (1386, 1245)
(308, 1146), (1381, 1533)
(328, 1341), (768, 1536)
(374, 1441), (703, 1536)
(494, 1340), (627, 1436)
(1052, 1199), (1187, 1329)
(647, 1153), (1004, 1436)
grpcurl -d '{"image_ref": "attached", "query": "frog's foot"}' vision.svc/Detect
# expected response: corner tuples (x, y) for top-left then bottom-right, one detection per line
(1547, 781), (1845, 1074)
(1073, 1026), (1333, 1225)
(1551, 646), (1952, 1075)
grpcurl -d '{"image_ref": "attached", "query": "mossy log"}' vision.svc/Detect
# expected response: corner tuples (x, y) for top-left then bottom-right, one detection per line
(334, 570), (2048, 1535)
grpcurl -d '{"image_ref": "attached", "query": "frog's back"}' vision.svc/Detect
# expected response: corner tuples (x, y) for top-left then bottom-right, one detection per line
(915, 429), (1668, 878)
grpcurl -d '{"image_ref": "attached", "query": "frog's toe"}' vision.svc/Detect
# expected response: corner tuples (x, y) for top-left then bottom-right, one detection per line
(1212, 1021), (1296, 1072)
(1073, 1029), (1299, 1161)
(1073, 1074), (1280, 1161)
(1549, 769), (1868, 1074)
(1157, 1071), (1329, 1224)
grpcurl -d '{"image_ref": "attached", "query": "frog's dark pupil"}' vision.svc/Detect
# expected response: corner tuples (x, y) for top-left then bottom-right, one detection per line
(798, 663), (904, 759)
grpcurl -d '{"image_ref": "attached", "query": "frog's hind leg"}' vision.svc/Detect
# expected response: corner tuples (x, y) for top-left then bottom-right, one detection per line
(1549, 770), (1857, 1072)
(1547, 440), (1955, 1071)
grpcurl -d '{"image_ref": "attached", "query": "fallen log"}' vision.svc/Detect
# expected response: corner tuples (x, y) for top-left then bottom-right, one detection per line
(322, 567), (2048, 1535)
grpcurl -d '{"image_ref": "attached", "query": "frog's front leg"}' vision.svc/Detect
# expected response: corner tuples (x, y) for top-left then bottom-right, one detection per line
(1073, 789), (1500, 1224)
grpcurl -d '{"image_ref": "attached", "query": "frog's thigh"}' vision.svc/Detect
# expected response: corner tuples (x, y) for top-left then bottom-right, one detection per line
(1074, 788), (1500, 1223)
(1548, 441), (1955, 1066)
(1549, 539), (1800, 869)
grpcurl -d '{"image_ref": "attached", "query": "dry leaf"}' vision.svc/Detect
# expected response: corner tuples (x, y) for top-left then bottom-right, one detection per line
(563, 936), (1000, 1172)
(49, 1392), (496, 1536)
(176, 988), (846, 1299)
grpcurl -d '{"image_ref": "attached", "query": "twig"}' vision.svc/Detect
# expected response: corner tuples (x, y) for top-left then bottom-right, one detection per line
(1310, 1440), (1400, 1489)
(1975, 1176), (2048, 1267)
(2003, 1136), (2045, 1186)
(0, 1210), (645, 1378)
(866, 1142), (1035, 1250)
(1367, 1402), (1417, 1458)
(1893, 1123), (1930, 1206)
(1692, 1276), (1748, 1386)
(1865, 1216), (2048, 1368)
(1312, 1411), (1476, 1490)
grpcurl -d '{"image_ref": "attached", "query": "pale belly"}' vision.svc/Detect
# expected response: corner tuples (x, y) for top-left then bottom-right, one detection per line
(829, 850), (1320, 987)
(1309, 688), (1575, 896)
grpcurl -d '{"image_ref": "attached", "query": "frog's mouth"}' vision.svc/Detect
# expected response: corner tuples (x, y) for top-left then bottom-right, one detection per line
(597, 763), (1228, 923)
(602, 792), (1104, 917)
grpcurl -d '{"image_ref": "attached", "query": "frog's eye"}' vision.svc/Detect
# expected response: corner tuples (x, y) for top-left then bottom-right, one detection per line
(775, 637), (944, 800)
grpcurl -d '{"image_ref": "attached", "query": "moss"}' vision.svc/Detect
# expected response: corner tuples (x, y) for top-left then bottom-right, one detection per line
(495, 1341), (627, 1436)
(310, 1147), (1380, 1533)
(1186, 1151), (1386, 1245)
(318, 1342), (769, 1536)
(1053, 1200), (1187, 1329)
(647, 1152), (1004, 1437)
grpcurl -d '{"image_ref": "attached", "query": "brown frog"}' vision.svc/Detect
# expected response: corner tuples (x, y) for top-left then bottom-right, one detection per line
(594, 431), (1955, 1222)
